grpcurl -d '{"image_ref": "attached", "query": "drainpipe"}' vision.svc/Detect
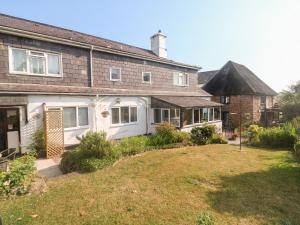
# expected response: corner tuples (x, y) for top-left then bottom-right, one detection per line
(90, 46), (94, 87)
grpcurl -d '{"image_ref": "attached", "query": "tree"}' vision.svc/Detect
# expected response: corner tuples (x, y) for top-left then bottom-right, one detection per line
(279, 81), (300, 121)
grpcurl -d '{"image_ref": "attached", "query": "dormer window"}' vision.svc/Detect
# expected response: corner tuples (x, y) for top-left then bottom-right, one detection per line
(173, 72), (188, 86)
(9, 47), (62, 77)
(110, 68), (121, 81)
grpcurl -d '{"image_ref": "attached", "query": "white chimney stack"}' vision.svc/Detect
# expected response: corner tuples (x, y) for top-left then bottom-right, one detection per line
(150, 30), (167, 58)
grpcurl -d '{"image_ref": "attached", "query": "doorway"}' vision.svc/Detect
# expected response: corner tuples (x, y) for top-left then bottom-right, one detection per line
(0, 108), (20, 151)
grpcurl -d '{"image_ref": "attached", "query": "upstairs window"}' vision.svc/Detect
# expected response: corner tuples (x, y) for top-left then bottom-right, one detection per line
(173, 72), (188, 86)
(110, 68), (121, 81)
(142, 72), (151, 83)
(220, 96), (230, 104)
(9, 47), (62, 77)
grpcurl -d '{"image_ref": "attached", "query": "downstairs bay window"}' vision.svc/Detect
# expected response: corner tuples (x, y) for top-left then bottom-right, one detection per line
(111, 106), (137, 125)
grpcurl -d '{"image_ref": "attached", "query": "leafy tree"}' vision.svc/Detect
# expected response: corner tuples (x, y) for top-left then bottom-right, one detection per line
(279, 81), (300, 121)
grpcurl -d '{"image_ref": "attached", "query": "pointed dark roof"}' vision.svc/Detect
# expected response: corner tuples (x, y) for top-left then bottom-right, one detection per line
(202, 61), (277, 96)
(198, 70), (219, 84)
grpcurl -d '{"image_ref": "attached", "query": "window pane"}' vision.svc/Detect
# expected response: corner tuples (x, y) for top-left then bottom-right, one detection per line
(112, 108), (120, 124)
(130, 107), (137, 122)
(121, 107), (129, 123)
(194, 109), (200, 124)
(143, 73), (151, 82)
(12, 49), (27, 72)
(170, 108), (180, 127)
(30, 56), (45, 74)
(214, 108), (221, 120)
(209, 108), (214, 121)
(63, 107), (76, 128)
(154, 109), (161, 123)
(162, 109), (169, 122)
(6, 109), (18, 131)
(78, 107), (88, 126)
(201, 108), (208, 122)
(183, 109), (193, 126)
(111, 68), (120, 80)
(48, 54), (60, 74)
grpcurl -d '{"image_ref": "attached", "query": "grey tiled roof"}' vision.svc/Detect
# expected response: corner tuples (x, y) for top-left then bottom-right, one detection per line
(198, 70), (219, 84)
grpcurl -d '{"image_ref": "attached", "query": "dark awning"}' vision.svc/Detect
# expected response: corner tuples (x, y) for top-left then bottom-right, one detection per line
(151, 96), (222, 108)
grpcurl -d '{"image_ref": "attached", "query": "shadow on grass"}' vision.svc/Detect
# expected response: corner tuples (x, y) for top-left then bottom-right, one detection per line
(206, 164), (300, 224)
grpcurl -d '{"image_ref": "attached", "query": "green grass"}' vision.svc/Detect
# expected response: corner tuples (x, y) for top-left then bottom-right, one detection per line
(1, 145), (300, 225)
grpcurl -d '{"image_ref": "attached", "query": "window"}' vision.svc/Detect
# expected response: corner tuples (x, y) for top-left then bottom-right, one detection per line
(9, 47), (62, 77)
(111, 106), (137, 125)
(173, 72), (188, 86)
(110, 68), (121, 81)
(142, 72), (151, 83)
(201, 108), (208, 122)
(183, 108), (193, 126)
(78, 107), (89, 126)
(214, 107), (221, 120)
(260, 96), (266, 105)
(154, 108), (161, 123)
(220, 96), (230, 104)
(208, 108), (214, 121)
(194, 108), (200, 124)
(162, 109), (170, 122)
(63, 107), (88, 129)
(170, 108), (180, 127)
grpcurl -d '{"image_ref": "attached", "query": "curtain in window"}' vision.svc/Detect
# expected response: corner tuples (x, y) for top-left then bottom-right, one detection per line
(48, 54), (60, 74)
(12, 49), (27, 72)
(201, 108), (208, 122)
(112, 108), (120, 124)
(130, 107), (137, 122)
(121, 107), (129, 123)
(78, 107), (88, 126)
(30, 56), (45, 74)
(63, 107), (76, 128)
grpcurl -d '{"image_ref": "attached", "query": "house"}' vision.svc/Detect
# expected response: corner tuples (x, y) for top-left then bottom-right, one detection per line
(198, 61), (278, 129)
(0, 14), (222, 154)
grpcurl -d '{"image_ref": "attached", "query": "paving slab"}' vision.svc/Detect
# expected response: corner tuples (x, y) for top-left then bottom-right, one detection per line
(35, 158), (62, 178)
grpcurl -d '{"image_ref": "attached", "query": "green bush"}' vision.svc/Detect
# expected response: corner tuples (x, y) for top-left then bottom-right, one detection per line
(248, 124), (298, 149)
(60, 150), (81, 173)
(291, 116), (300, 136)
(0, 153), (36, 196)
(173, 131), (191, 145)
(294, 141), (300, 158)
(148, 123), (177, 146)
(29, 128), (45, 158)
(196, 212), (215, 225)
(210, 134), (228, 144)
(77, 131), (117, 159)
(114, 136), (150, 156)
(191, 125), (216, 145)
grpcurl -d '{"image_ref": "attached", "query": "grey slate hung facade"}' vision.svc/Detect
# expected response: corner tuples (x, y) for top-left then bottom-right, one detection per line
(0, 14), (222, 153)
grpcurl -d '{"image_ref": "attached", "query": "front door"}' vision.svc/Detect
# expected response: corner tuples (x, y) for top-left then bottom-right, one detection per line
(0, 108), (20, 151)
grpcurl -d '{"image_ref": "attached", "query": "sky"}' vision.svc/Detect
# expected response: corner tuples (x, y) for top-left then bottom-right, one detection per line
(0, 0), (299, 92)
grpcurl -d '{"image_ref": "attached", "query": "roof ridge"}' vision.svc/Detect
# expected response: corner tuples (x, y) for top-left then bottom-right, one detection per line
(0, 13), (155, 55)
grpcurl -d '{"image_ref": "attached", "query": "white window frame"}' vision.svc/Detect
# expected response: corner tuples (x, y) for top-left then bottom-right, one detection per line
(62, 106), (89, 130)
(173, 72), (189, 87)
(142, 72), (152, 84)
(8, 46), (63, 77)
(111, 106), (138, 126)
(110, 67), (121, 81)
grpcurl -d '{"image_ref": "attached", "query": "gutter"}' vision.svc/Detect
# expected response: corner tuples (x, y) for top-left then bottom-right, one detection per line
(0, 26), (201, 70)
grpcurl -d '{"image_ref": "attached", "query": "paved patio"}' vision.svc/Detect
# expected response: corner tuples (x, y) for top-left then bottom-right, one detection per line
(35, 158), (62, 178)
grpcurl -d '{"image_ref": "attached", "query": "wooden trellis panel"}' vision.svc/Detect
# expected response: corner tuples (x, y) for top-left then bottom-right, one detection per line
(44, 109), (64, 158)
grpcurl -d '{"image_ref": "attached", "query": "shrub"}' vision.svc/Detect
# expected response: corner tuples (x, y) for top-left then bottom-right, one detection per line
(0, 153), (36, 196)
(174, 131), (191, 145)
(77, 131), (117, 159)
(191, 125), (216, 145)
(148, 123), (177, 146)
(196, 212), (215, 225)
(291, 116), (300, 136)
(60, 150), (81, 173)
(294, 141), (300, 158)
(29, 128), (45, 158)
(248, 124), (298, 149)
(114, 136), (150, 156)
(210, 134), (228, 144)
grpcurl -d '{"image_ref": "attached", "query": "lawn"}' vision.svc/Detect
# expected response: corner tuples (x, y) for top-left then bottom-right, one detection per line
(1, 145), (300, 225)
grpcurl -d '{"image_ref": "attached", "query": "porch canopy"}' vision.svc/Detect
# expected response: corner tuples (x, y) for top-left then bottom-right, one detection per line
(151, 96), (222, 108)
(151, 96), (222, 128)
